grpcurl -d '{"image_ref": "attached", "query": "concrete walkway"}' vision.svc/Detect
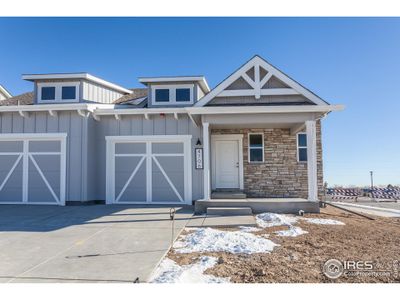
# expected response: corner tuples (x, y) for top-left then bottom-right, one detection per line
(187, 214), (256, 227)
(0, 205), (192, 283)
(333, 202), (400, 218)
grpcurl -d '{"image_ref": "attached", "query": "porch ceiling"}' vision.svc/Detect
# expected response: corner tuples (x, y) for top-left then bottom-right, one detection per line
(210, 122), (301, 130)
(202, 112), (320, 133)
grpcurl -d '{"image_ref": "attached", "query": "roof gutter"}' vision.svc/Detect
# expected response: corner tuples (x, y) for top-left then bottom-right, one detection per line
(0, 104), (344, 119)
(0, 103), (114, 113)
(186, 104), (345, 115)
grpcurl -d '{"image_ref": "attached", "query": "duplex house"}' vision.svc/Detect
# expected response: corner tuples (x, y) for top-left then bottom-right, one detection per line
(0, 55), (343, 213)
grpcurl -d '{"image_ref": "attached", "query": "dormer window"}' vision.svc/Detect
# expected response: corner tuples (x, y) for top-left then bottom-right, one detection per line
(152, 84), (193, 105)
(37, 82), (79, 103)
(155, 89), (170, 102)
(176, 88), (190, 102)
(62, 86), (77, 100)
(41, 87), (56, 100)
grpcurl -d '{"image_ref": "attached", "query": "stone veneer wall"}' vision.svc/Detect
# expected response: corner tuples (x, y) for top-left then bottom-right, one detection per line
(211, 120), (323, 199)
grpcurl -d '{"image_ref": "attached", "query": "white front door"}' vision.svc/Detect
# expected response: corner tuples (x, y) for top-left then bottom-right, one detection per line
(212, 135), (243, 189)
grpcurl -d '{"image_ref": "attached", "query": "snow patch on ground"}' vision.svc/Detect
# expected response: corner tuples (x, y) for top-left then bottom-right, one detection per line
(174, 227), (278, 254)
(255, 212), (345, 228)
(239, 226), (262, 232)
(256, 212), (298, 228)
(303, 218), (345, 225)
(150, 256), (229, 283)
(274, 226), (308, 237)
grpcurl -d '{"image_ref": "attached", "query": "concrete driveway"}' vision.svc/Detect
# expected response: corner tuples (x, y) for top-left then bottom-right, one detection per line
(0, 205), (193, 283)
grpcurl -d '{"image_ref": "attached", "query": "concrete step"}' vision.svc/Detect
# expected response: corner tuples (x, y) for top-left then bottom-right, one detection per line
(195, 199), (320, 215)
(211, 192), (246, 199)
(207, 207), (253, 216)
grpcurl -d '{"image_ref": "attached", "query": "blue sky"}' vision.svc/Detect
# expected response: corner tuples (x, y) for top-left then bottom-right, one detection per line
(0, 17), (399, 186)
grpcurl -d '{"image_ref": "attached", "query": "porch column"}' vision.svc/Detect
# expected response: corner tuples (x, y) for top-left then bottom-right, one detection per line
(202, 122), (211, 200)
(306, 120), (318, 201)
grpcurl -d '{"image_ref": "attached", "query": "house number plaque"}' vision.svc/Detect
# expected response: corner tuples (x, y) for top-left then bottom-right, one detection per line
(195, 148), (203, 169)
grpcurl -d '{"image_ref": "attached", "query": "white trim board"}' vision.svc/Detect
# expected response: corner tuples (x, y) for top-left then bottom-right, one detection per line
(195, 55), (330, 107)
(0, 103), (114, 113)
(37, 81), (80, 104)
(187, 105), (344, 115)
(0, 104), (344, 116)
(211, 134), (244, 190)
(23, 73), (132, 94)
(151, 84), (194, 106)
(0, 85), (12, 98)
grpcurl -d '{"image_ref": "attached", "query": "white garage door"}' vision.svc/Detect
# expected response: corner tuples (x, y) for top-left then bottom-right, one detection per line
(0, 134), (66, 205)
(106, 135), (192, 204)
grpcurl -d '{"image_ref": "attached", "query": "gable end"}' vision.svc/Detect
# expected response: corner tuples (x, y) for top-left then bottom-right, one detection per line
(195, 55), (329, 107)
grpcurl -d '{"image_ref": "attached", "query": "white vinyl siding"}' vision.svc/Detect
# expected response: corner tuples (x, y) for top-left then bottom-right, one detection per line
(82, 81), (124, 104)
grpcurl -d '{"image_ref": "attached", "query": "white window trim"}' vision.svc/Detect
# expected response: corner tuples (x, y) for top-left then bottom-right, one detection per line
(248, 133), (264, 163)
(297, 132), (307, 162)
(151, 84), (194, 106)
(37, 82), (80, 103)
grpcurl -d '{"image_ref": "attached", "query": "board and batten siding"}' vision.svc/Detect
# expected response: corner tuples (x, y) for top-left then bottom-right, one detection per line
(0, 111), (89, 202)
(82, 80), (124, 104)
(0, 111), (204, 203)
(89, 114), (204, 202)
(88, 115), (203, 200)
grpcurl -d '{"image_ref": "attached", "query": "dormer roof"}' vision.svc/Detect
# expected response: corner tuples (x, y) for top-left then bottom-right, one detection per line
(22, 73), (132, 94)
(138, 76), (210, 94)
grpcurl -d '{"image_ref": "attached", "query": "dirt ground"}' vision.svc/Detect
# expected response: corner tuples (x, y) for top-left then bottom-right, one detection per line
(168, 206), (400, 283)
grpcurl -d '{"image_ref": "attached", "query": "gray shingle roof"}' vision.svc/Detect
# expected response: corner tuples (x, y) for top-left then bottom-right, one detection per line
(113, 88), (148, 105)
(0, 88), (148, 106)
(0, 92), (34, 106)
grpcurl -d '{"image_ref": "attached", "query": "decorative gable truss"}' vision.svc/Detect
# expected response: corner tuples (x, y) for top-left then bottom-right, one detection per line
(195, 55), (329, 107)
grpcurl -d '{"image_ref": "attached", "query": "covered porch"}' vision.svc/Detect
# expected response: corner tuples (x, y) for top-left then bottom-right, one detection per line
(193, 107), (323, 214)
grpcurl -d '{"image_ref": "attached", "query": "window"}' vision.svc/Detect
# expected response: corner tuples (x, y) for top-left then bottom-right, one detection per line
(38, 82), (79, 103)
(248, 133), (264, 162)
(155, 89), (170, 102)
(297, 133), (307, 162)
(176, 88), (190, 102)
(62, 86), (76, 100)
(41, 87), (56, 100)
(151, 84), (193, 105)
